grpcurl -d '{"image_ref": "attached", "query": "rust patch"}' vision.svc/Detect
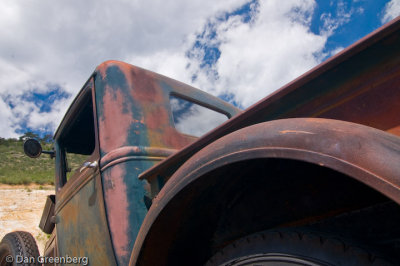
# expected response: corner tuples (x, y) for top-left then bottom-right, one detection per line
(99, 87), (137, 153)
(102, 164), (130, 259)
(388, 125), (400, 137)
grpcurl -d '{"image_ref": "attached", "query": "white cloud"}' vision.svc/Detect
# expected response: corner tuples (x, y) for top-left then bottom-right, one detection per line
(330, 46), (344, 56)
(320, 0), (354, 36)
(183, 0), (327, 107)
(129, 50), (191, 84)
(0, 0), (353, 137)
(382, 0), (400, 23)
(26, 97), (71, 133)
(0, 0), (247, 137)
(0, 99), (18, 138)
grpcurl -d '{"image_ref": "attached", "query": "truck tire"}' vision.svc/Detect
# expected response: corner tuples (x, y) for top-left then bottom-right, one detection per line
(0, 231), (40, 266)
(206, 229), (394, 266)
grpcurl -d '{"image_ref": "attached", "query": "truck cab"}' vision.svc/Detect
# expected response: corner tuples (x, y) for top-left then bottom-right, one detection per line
(45, 60), (240, 265)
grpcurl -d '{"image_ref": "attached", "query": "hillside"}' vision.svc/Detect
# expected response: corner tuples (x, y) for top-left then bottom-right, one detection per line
(0, 139), (84, 185)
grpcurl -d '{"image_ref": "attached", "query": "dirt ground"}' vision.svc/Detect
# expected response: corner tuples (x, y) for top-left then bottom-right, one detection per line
(0, 184), (54, 255)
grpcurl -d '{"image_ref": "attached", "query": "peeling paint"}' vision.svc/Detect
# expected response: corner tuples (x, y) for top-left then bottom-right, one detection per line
(280, 130), (315, 135)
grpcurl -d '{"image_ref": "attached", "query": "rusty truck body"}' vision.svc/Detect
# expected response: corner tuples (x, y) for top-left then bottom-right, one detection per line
(2, 17), (400, 266)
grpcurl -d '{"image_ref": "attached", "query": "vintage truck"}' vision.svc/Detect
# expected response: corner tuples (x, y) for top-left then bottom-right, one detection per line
(1, 16), (400, 266)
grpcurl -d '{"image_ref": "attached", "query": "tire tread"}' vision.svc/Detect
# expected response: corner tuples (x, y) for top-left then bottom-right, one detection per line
(0, 231), (40, 266)
(206, 229), (395, 265)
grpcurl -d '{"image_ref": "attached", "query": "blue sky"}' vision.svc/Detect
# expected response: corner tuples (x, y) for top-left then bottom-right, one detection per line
(311, 1), (390, 54)
(0, 0), (399, 138)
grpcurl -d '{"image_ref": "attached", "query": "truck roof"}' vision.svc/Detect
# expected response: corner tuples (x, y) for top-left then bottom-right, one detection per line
(54, 61), (241, 142)
(140, 16), (400, 183)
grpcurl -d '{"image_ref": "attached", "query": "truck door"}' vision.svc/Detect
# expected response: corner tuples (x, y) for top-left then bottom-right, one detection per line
(53, 82), (116, 265)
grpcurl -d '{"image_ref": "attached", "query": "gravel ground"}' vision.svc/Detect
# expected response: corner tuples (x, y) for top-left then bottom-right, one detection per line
(0, 185), (54, 255)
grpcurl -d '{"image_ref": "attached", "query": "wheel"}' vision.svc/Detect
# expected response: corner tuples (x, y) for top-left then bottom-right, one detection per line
(206, 229), (395, 266)
(0, 231), (40, 266)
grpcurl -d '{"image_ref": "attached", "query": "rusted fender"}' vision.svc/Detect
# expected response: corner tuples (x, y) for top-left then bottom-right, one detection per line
(130, 118), (400, 265)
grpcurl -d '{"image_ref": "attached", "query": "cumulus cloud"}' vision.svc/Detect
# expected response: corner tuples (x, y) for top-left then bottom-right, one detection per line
(0, 0), (355, 137)
(0, 0), (247, 137)
(0, 99), (18, 138)
(182, 0), (327, 107)
(320, 0), (356, 36)
(382, 0), (400, 23)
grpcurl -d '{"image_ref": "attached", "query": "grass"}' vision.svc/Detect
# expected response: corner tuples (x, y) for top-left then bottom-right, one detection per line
(0, 139), (86, 185)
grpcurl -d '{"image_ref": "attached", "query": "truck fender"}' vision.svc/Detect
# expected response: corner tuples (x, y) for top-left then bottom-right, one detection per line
(130, 118), (400, 265)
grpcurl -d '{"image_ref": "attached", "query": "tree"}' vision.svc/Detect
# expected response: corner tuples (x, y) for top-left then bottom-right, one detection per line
(19, 132), (39, 142)
(41, 134), (53, 144)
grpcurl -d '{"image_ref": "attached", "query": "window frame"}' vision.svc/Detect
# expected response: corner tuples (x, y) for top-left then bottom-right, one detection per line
(54, 80), (100, 191)
(169, 92), (231, 138)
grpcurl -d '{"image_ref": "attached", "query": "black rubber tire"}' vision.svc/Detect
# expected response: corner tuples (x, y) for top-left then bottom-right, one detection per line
(206, 229), (395, 266)
(0, 231), (40, 266)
